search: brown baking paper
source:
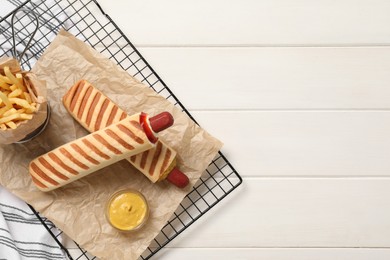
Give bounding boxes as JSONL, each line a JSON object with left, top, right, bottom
{"left": 0, "top": 30, "right": 222, "bottom": 260}
{"left": 0, "top": 57, "right": 47, "bottom": 144}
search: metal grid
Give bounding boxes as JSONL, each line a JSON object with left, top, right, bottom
{"left": 0, "top": 0, "right": 242, "bottom": 259}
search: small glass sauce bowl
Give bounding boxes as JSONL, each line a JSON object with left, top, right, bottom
{"left": 105, "top": 189, "right": 149, "bottom": 232}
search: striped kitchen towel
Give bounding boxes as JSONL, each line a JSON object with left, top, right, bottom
{"left": 0, "top": 186, "right": 66, "bottom": 260}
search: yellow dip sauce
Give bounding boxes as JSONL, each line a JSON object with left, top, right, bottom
{"left": 107, "top": 190, "right": 149, "bottom": 231}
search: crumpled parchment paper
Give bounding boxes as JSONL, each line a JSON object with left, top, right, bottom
{"left": 0, "top": 30, "right": 223, "bottom": 260}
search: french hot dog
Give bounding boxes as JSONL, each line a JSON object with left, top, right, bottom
{"left": 29, "top": 112, "right": 169, "bottom": 192}
{"left": 62, "top": 80, "right": 189, "bottom": 188}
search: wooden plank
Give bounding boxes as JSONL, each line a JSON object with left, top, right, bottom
{"left": 154, "top": 248, "right": 390, "bottom": 260}
{"left": 98, "top": 0, "right": 390, "bottom": 46}
{"left": 191, "top": 111, "right": 390, "bottom": 177}
{"left": 136, "top": 47, "right": 390, "bottom": 110}
{"left": 163, "top": 178, "right": 390, "bottom": 248}
{"left": 0, "top": 1, "right": 17, "bottom": 16}
{"left": 66, "top": 247, "right": 390, "bottom": 260}
{"left": 63, "top": 178, "right": 390, "bottom": 253}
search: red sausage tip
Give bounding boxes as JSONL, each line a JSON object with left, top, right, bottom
{"left": 166, "top": 167, "right": 189, "bottom": 188}
{"left": 149, "top": 112, "right": 174, "bottom": 133}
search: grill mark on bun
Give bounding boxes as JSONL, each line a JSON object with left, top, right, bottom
{"left": 94, "top": 98, "right": 110, "bottom": 131}
{"left": 59, "top": 148, "right": 89, "bottom": 170}
{"left": 69, "top": 80, "right": 85, "bottom": 112}
{"left": 30, "top": 162, "right": 59, "bottom": 186}
{"left": 82, "top": 139, "right": 111, "bottom": 160}
{"left": 77, "top": 85, "right": 93, "bottom": 119}
{"left": 70, "top": 143, "right": 100, "bottom": 165}
{"left": 149, "top": 141, "right": 162, "bottom": 176}
{"left": 38, "top": 157, "right": 69, "bottom": 181}
{"left": 130, "top": 155, "right": 136, "bottom": 163}
{"left": 130, "top": 120, "right": 143, "bottom": 131}
{"left": 48, "top": 152, "right": 78, "bottom": 175}
{"left": 104, "top": 129, "right": 134, "bottom": 150}
{"left": 86, "top": 92, "right": 102, "bottom": 127}
{"left": 140, "top": 150, "right": 149, "bottom": 170}
{"left": 30, "top": 174, "right": 47, "bottom": 189}
{"left": 117, "top": 123, "right": 144, "bottom": 144}
{"left": 65, "top": 80, "right": 83, "bottom": 107}
{"left": 106, "top": 105, "right": 118, "bottom": 126}
{"left": 93, "top": 133, "right": 122, "bottom": 155}
{"left": 120, "top": 111, "right": 127, "bottom": 120}
{"left": 161, "top": 147, "right": 172, "bottom": 177}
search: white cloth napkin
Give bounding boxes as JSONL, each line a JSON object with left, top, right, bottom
{"left": 0, "top": 0, "right": 16, "bottom": 16}
{"left": 0, "top": 187, "right": 66, "bottom": 260}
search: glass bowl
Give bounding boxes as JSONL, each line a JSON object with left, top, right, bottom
{"left": 105, "top": 189, "right": 149, "bottom": 232}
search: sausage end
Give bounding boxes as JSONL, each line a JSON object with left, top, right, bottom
{"left": 166, "top": 167, "right": 189, "bottom": 188}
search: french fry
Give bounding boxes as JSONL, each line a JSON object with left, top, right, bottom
{"left": 0, "top": 91, "right": 12, "bottom": 108}
{"left": 0, "top": 113, "right": 21, "bottom": 124}
{"left": 16, "top": 74, "right": 27, "bottom": 92}
{"left": 19, "top": 113, "right": 33, "bottom": 120}
{"left": 0, "top": 113, "right": 32, "bottom": 125}
{"left": 23, "top": 92, "right": 32, "bottom": 103}
{"left": 16, "top": 108, "right": 26, "bottom": 114}
{"left": 9, "top": 97, "right": 34, "bottom": 109}
{"left": 0, "top": 124, "right": 6, "bottom": 130}
{"left": 4, "top": 67, "right": 25, "bottom": 91}
{"left": 0, "top": 81, "right": 10, "bottom": 90}
{"left": 8, "top": 88, "right": 22, "bottom": 98}
{"left": 3, "top": 108, "right": 17, "bottom": 117}
{"left": 25, "top": 108, "right": 36, "bottom": 114}
{"left": 0, "top": 75, "right": 12, "bottom": 84}
{"left": 0, "top": 106, "right": 11, "bottom": 117}
{"left": 5, "top": 121, "right": 17, "bottom": 129}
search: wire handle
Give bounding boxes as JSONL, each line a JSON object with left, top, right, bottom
{"left": 11, "top": 7, "right": 39, "bottom": 63}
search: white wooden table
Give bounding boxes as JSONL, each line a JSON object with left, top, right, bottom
{"left": 4, "top": 1, "right": 390, "bottom": 259}
{"left": 88, "top": 1, "right": 390, "bottom": 259}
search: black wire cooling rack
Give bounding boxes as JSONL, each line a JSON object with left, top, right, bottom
{"left": 0, "top": 1, "right": 243, "bottom": 259}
